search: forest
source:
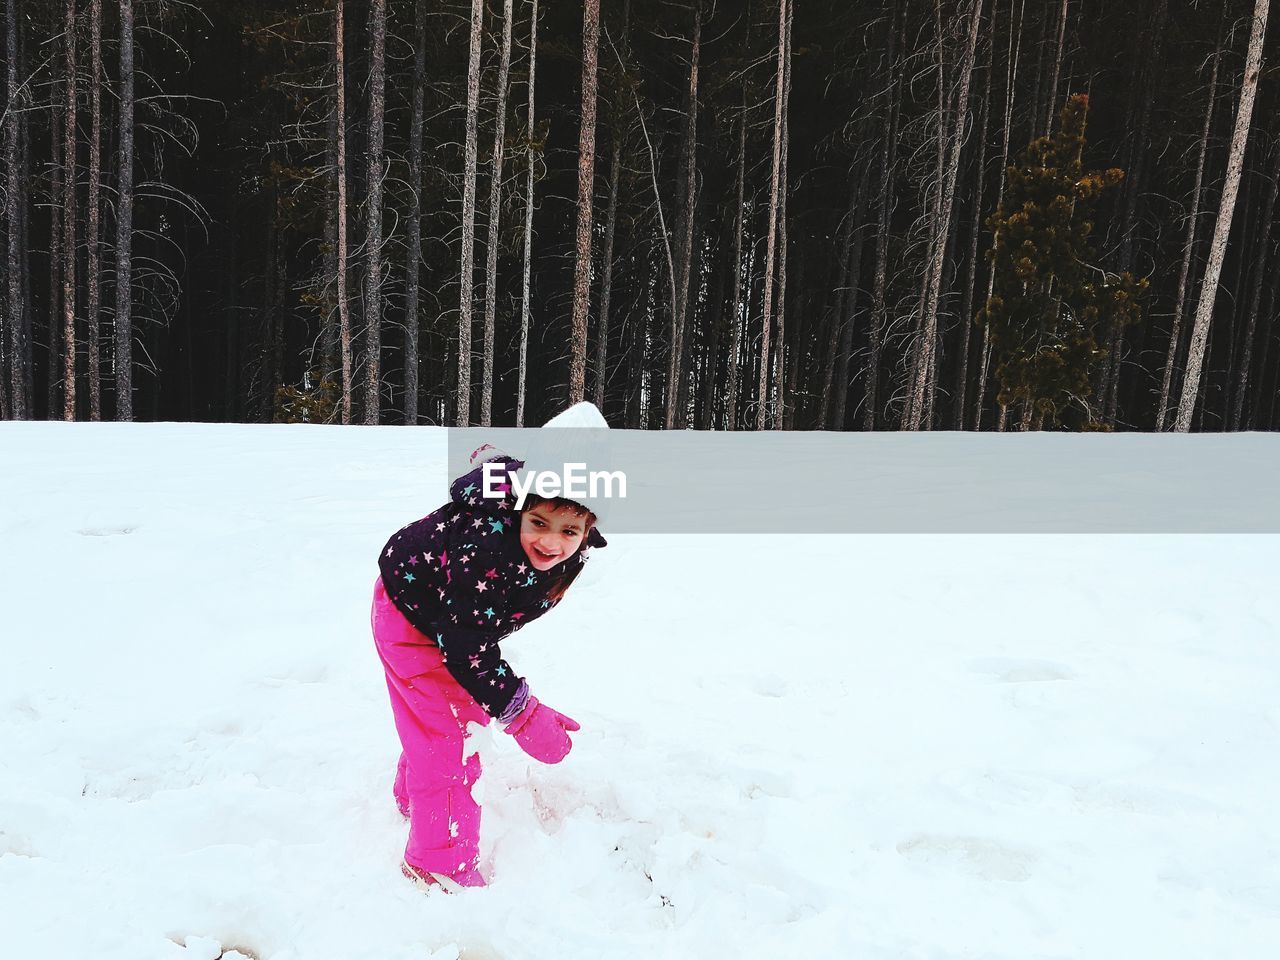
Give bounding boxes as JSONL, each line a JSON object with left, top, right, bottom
{"left": 1, "top": 0, "right": 1277, "bottom": 431}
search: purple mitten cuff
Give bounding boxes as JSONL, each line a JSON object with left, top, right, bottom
{"left": 497, "top": 680, "right": 531, "bottom": 726}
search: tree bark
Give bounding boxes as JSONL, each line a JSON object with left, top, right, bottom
{"left": 975, "top": 0, "right": 1024, "bottom": 430}
{"left": 955, "top": 45, "right": 991, "bottom": 429}
{"left": 114, "top": 0, "right": 134, "bottom": 421}
{"left": 1174, "top": 0, "right": 1269, "bottom": 432}
{"left": 480, "top": 0, "right": 514, "bottom": 426}
{"left": 756, "top": 0, "right": 790, "bottom": 430}
{"left": 865, "top": 0, "right": 904, "bottom": 431}
{"left": 724, "top": 93, "right": 748, "bottom": 431}
{"left": 905, "top": 0, "right": 984, "bottom": 431}
{"left": 698, "top": 212, "right": 730, "bottom": 429}
{"left": 263, "top": 176, "right": 282, "bottom": 420}
{"left": 335, "top": 0, "right": 352, "bottom": 424}
{"left": 456, "top": 0, "right": 484, "bottom": 425}
{"left": 1230, "top": 134, "right": 1280, "bottom": 430}
{"left": 403, "top": 0, "right": 426, "bottom": 424}
{"left": 773, "top": 0, "right": 792, "bottom": 431}
{"left": 62, "top": 0, "right": 78, "bottom": 420}
{"left": 4, "top": 0, "right": 27, "bottom": 419}
{"left": 567, "top": 0, "right": 600, "bottom": 406}
{"left": 363, "top": 0, "right": 386, "bottom": 425}
{"left": 592, "top": 113, "right": 623, "bottom": 414}
{"left": 86, "top": 0, "right": 102, "bottom": 420}
{"left": 516, "top": 0, "right": 538, "bottom": 426}
{"left": 666, "top": 1, "right": 701, "bottom": 429}
{"left": 821, "top": 183, "right": 857, "bottom": 429}
{"left": 829, "top": 169, "right": 871, "bottom": 432}
{"left": 1222, "top": 168, "right": 1254, "bottom": 423}
{"left": 1157, "top": 33, "right": 1219, "bottom": 431}
{"left": 1044, "top": 0, "right": 1068, "bottom": 134}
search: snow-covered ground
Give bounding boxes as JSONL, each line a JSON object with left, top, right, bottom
{"left": 2, "top": 423, "right": 1278, "bottom": 960}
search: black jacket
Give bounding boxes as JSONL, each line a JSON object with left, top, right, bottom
{"left": 378, "top": 457, "right": 592, "bottom": 723}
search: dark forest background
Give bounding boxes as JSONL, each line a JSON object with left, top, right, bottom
{"left": 2, "top": 0, "right": 1278, "bottom": 431}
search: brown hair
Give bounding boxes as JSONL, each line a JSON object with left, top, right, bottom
{"left": 521, "top": 495, "right": 598, "bottom": 603}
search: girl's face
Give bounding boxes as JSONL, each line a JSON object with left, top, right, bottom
{"left": 520, "top": 501, "right": 588, "bottom": 571}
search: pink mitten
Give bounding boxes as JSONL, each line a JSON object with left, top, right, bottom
{"left": 504, "top": 697, "right": 580, "bottom": 764}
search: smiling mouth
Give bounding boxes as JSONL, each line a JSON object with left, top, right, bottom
{"left": 532, "top": 545, "right": 560, "bottom": 562}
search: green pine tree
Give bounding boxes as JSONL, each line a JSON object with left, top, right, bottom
{"left": 978, "top": 94, "right": 1147, "bottom": 430}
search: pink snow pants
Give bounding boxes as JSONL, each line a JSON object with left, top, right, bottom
{"left": 370, "top": 578, "right": 489, "bottom": 881}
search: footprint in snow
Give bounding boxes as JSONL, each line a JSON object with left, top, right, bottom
{"left": 966, "top": 657, "right": 1075, "bottom": 683}
{"left": 895, "top": 832, "right": 1037, "bottom": 882}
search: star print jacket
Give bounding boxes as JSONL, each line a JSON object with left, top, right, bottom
{"left": 377, "top": 456, "right": 601, "bottom": 725}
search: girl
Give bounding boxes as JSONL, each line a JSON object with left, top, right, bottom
{"left": 371, "top": 444, "right": 606, "bottom": 892}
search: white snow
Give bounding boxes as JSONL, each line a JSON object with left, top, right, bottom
{"left": 2, "top": 422, "right": 1278, "bottom": 960}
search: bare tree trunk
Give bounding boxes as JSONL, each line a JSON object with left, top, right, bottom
{"left": 592, "top": 115, "right": 623, "bottom": 413}
{"left": 1174, "top": 0, "right": 1269, "bottom": 432}
{"left": 86, "top": 0, "right": 102, "bottom": 420}
{"left": 403, "top": 0, "right": 426, "bottom": 424}
{"left": 677, "top": 228, "right": 703, "bottom": 423}
{"left": 321, "top": 93, "right": 338, "bottom": 391}
{"left": 456, "top": 0, "right": 484, "bottom": 425}
{"left": 567, "top": 0, "right": 600, "bottom": 405}
{"left": 821, "top": 183, "right": 857, "bottom": 428}
{"left": 263, "top": 180, "right": 284, "bottom": 418}
{"left": 627, "top": 65, "right": 680, "bottom": 399}
{"left": 955, "top": 51, "right": 991, "bottom": 429}
{"left": 480, "top": 0, "right": 514, "bottom": 426}
{"left": 335, "top": 0, "right": 352, "bottom": 424}
{"left": 1230, "top": 135, "right": 1280, "bottom": 430}
{"left": 756, "top": 0, "right": 790, "bottom": 430}
{"left": 783, "top": 246, "right": 806, "bottom": 430}
{"left": 1223, "top": 170, "right": 1254, "bottom": 422}
{"left": 698, "top": 212, "right": 730, "bottom": 429}
{"left": 592, "top": 0, "right": 629, "bottom": 417}
{"left": 48, "top": 102, "right": 64, "bottom": 419}
{"left": 4, "top": 0, "right": 27, "bottom": 419}
{"left": 831, "top": 175, "right": 870, "bottom": 431}
{"left": 18, "top": 58, "right": 31, "bottom": 409}
{"left": 516, "top": 0, "right": 538, "bottom": 426}
{"left": 1044, "top": 0, "right": 1068, "bottom": 134}
{"left": 114, "top": 0, "right": 134, "bottom": 421}
{"left": 975, "top": 0, "right": 1024, "bottom": 430}
{"left": 924, "top": 208, "right": 961, "bottom": 429}
{"left": 905, "top": 0, "right": 984, "bottom": 431}
{"left": 665, "top": 1, "right": 701, "bottom": 429}
{"left": 62, "top": 0, "right": 78, "bottom": 420}
{"left": 1157, "top": 33, "right": 1220, "bottom": 431}
{"left": 363, "top": 0, "right": 386, "bottom": 425}
{"left": 865, "top": 0, "right": 904, "bottom": 431}
{"left": 905, "top": 0, "right": 948, "bottom": 431}
{"left": 772, "top": 0, "right": 792, "bottom": 431}
{"left": 724, "top": 94, "right": 747, "bottom": 431}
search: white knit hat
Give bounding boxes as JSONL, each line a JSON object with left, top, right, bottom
{"left": 515, "top": 402, "right": 616, "bottom": 529}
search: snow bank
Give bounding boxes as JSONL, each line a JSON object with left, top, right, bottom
{"left": 2, "top": 423, "right": 1277, "bottom": 959}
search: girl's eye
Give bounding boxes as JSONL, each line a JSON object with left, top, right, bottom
{"left": 562, "top": 529, "right": 580, "bottom": 538}
{"left": 530, "top": 518, "right": 545, "bottom": 528}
